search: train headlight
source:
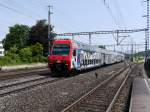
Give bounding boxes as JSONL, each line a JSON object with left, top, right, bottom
{"left": 65, "top": 63, "right": 68, "bottom": 65}
{"left": 56, "top": 60, "right": 61, "bottom": 63}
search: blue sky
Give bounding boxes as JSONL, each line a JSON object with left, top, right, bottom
{"left": 0, "top": 0, "right": 148, "bottom": 53}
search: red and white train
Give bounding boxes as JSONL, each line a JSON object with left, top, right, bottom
{"left": 48, "top": 39, "right": 124, "bottom": 75}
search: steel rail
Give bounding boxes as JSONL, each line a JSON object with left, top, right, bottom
{"left": 0, "top": 77, "right": 60, "bottom": 97}
{"left": 106, "top": 66, "right": 133, "bottom": 112}
{"left": 0, "top": 68, "right": 50, "bottom": 80}
{"left": 0, "top": 63, "right": 126, "bottom": 98}
{"left": 0, "top": 76, "right": 51, "bottom": 89}
{"left": 61, "top": 67, "right": 128, "bottom": 112}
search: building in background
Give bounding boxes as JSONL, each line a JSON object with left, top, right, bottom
{"left": 0, "top": 41, "right": 4, "bottom": 56}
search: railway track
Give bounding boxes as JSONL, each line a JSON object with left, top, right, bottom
{"left": 61, "top": 66, "right": 131, "bottom": 112}
{"left": 0, "top": 67, "right": 50, "bottom": 80}
{"left": 0, "top": 67, "right": 65, "bottom": 97}
{"left": 0, "top": 62, "right": 130, "bottom": 112}
{"left": 0, "top": 75, "right": 61, "bottom": 97}
{"left": 0, "top": 63, "right": 126, "bottom": 98}
{"left": 106, "top": 66, "right": 133, "bottom": 112}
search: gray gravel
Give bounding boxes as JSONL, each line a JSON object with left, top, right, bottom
{"left": 0, "top": 68, "right": 50, "bottom": 80}
{"left": 0, "top": 75, "right": 46, "bottom": 87}
{"left": 0, "top": 63, "right": 126, "bottom": 112}
{"left": 111, "top": 64, "right": 144, "bottom": 112}
{"left": 0, "top": 77, "right": 58, "bottom": 97}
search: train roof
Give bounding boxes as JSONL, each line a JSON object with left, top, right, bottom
{"left": 54, "top": 38, "right": 124, "bottom": 56}
{"left": 74, "top": 40, "right": 123, "bottom": 55}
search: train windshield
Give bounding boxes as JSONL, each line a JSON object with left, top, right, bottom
{"left": 52, "top": 44, "right": 70, "bottom": 56}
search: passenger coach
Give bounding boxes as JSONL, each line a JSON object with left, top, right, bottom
{"left": 48, "top": 39, "right": 124, "bottom": 75}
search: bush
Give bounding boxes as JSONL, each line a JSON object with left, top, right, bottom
{"left": 0, "top": 46, "right": 22, "bottom": 65}
{"left": 31, "top": 43, "right": 43, "bottom": 56}
{"left": 31, "top": 56, "right": 47, "bottom": 63}
{"left": 5, "top": 46, "right": 18, "bottom": 59}
{"left": 32, "top": 56, "right": 40, "bottom": 62}
{"left": 39, "top": 56, "right": 47, "bottom": 62}
{"left": 0, "top": 43, "right": 47, "bottom": 66}
{"left": 19, "top": 47, "right": 32, "bottom": 63}
{"left": 0, "top": 56, "right": 12, "bottom": 65}
{"left": 0, "top": 56, "right": 22, "bottom": 65}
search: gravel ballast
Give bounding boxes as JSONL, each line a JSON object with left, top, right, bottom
{"left": 0, "top": 63, "right": 126, "bottom": 112}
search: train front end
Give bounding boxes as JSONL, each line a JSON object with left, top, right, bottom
{"left": 48, "top": 39, "right": 73, "bottom": 75}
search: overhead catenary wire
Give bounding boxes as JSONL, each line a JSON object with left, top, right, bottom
{"left": 33, "top": 0, "right": 81, "bottom": 38}
{"left": 112, "top": 0, "right": 129, "bottom": 45}
{"left": 101, "top": 0, "right": 122, "bottom": 29}
{"left": 8, "top": 0, "right": 43, "bottom": 19}
{"left": 34, "top": 0, "right": 52, "bottom": 12}
{"left": 101, "top": 0, "right": 131, "bottom": 45}
{"left": 113, "top": 0, "right": 127, "bottom": 29}
{"left": 0, "top": 2, "right": 37, "bottom": 20}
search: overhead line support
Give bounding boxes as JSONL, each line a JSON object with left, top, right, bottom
{"left": 57, "top": 28, "right": 147, "bottom": 36}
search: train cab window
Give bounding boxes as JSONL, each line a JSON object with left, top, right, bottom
{"left": 52, "top": 44, "right": 70, "bottom": 56}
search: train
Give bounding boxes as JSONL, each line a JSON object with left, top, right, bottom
{"left": 48, "top": 39, "right": 124, "bottom": 75}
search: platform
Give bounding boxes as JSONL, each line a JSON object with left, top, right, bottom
{"left": 130, "top": 78, "right": 150, "bottom": 112}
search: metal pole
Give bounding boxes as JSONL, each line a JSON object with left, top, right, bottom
{"left": 114, "top": 45, "right": 116, "bottom": 52}
{"left": 48, "top": 5, "right": 53, "bottom": 55}
{"left": 89, "top": 34, "right": 92, "bottom": 45}
{"left": 131, "top": 44, "right": 134, "bottom": 62}
{"left": 48, "top": 5, "right": 50, "bottom": 55}
{"left": 145, "top": 31, "right": 147, "bottom": 58}
{"left": 145, "top": 0, "right": 149, "bottom": 58}
{"left": 147, "top": 0, "right": 149, "bottom": 56}
{"left": 116, "top": 30, "right": 119, "bottom": 45}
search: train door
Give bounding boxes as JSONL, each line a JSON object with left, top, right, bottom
{"left": 80, "top": 50, "right": 84, "bottom": 69}
{"left": 72, "top": 49, "right": 77, "bottom": 69}
{"left": 102, "top": 53, "right": 105, "bottom": 65}
{"left": 77, "top": 49, "right": 81, "bottom": 70}
{"left": 99, "top": 53, "right": 102, "bottom": 65}
{"left": 108, "top": 54, "right": 111, "bottom": 64}
{"left": 105, "top": 54, "right": 109, "bottom": 64}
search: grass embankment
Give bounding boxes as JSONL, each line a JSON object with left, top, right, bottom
{"left": 0, "top": 56, "right": 47, "bottom": 66}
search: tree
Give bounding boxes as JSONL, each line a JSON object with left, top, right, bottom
{"left": 29, "top": 19, "right": 56, "bottom": 56}
{"left": 2, "top": 24, "right": 30, "bottom": 51}
{"left": 29, "top": 20, "right": 48, "bottom": 55}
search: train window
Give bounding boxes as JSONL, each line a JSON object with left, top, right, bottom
{"left": 85, "top": 59, "right": 87, "bottom": 65}
{"left": 52, "top": 44, "right": 70, "bottom": 56}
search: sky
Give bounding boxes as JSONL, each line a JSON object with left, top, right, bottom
{"left": 0, "top": 0, "right": 148, "bottom": 53}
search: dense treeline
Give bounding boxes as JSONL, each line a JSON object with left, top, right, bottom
{"left": 1, "top": 20, "right": 56, "bottom": 65}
